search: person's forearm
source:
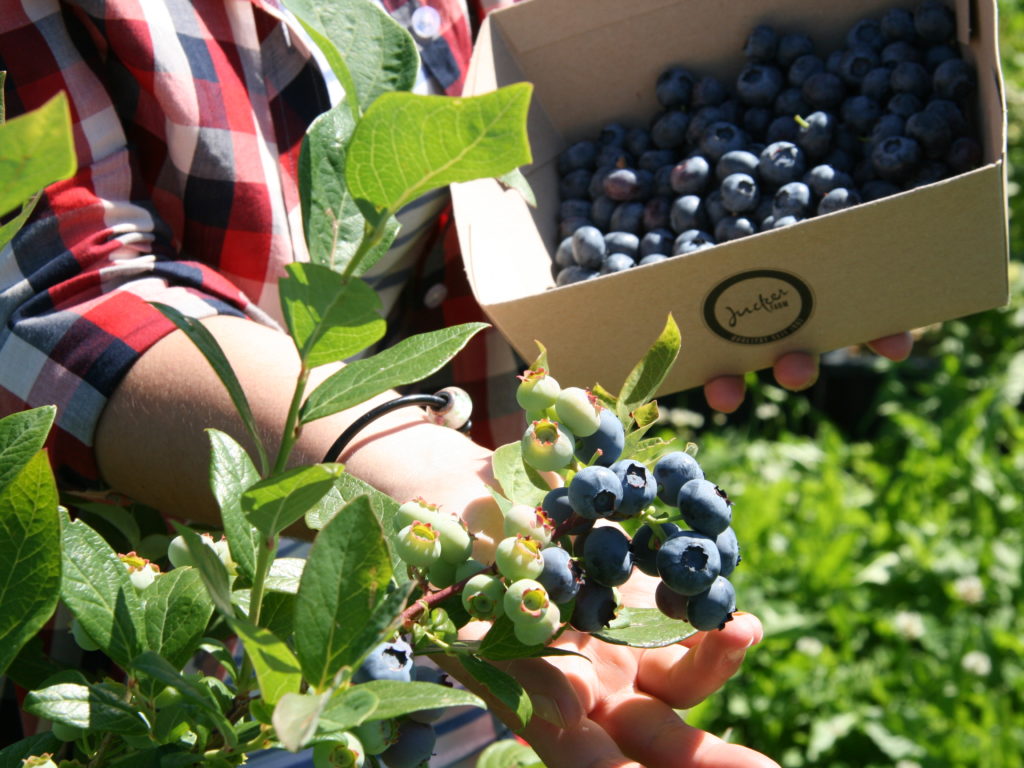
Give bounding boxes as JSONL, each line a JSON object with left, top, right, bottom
{"left": 94, "top": 315, "right": 503, "bottom": 550}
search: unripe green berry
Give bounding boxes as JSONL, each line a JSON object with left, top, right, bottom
{"left": 395, "top": 498, "right": 443, "bottom": 530}
{"left": 395, "top": 522, "right": 443, "bottom": 569}
{"left": 461, "top": 573, "right": 505, "bottom": 620}
{"left": 455, "top": 558, "right": 487, "bottom": 582}
{"left": 516, "top": 368, "right": 561, "bottom": 412}
{"left": 431, "top": 513, "right": 474, "bottom": 565}
{"left": 494, "top": 535, "right": 545, "bottom": 581}
{"left": 555, "top": 387, "right": 602, "bottom": 438}
{"left": 513, "top": 601, "right": 562, "bottom": 646}
{"left": 313, "top": 732, "right": 365, "bottom": 768}
{"left": 353, "top": 719, "right": 399, "bottom": 755}
{"left": 502, "top": 578, "right": 550, "bottom": 623}
{"left": 521, "top": 418, "right": 575, "bottom": 472}
{"left": 51, "top": 721, "right": 83, "bottom": 742}
{"left": 427, "top": 558, "right": 457, "bottom": 589}
{"left": 70, "top": 617, "right": 100, "bottom": 652}
{"left": 120, "top": 552, "right": 160, "bottom": 590}
{"left": 503, "top": 504, "right": 555, "bottom": 546}
{"left": 166, "top": 534, "right": 194, "bottom": 569}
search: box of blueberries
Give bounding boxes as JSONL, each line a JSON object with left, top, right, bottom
{"left": 451, "top": 0, "right": 1008, "bottom": 395}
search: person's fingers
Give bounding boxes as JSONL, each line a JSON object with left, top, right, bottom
{"left": 865, "top": 331, "right": 914, "bottom": 361}
{"left": 772, "top": 350, "right": 819, "bottom": 391}
{"left": 703, "top": 375, "right": 746, "bottom": 413}
{"left": 593, "top": 689, "right": 780, "bottom": 768}
{"left": 636, "top": 612, "right": 764, "bottom": 710}
{"left": 518, "top": 714, "right": 646, "bottom": 768}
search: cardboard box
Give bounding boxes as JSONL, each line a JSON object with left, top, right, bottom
{"left": 451, "top": 0, "right": 1008, "bottom": 396}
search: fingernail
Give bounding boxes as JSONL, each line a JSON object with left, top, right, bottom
{"left": 531, "top": 694, "right": 567, "bottom": 729}
{"left": 724, "top": 638, "right": 755, "bottom": 665}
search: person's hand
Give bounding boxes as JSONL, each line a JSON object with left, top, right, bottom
{"left": 439, "top": 575, "right": 779, "bottom": 768}
{"left": 703, "top": 331, "right": 915, "bottom": 413}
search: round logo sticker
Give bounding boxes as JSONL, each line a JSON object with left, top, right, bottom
{"left": 703, "top": 270, "right": 813, "bottom": 344}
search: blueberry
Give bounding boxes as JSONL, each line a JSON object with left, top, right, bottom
{"left": 639, "top": 254, "right": 669, "bottom": 266}
{"left": 542, "top": 486, "right": 590, "bottom": 536}
{"left": 744, "top": 24, "right": 778, "bottom": 63}
{"left": 846, "top": 18, "right": 884, "bottom": 50}
{"left": 571, "top": 225, "right": 606, "bottom": 269}
{"left": 677, "top": 479, "right": 732, "bottom": 537}
{"left": 581, "top": 526, "right": 633, "bottom": 587}
{"left": 720, "top": 172, "right": 760, "bottom": 214}
{"left": 692, "top": 75, "right": 728, "bottom": 108}
{"left": 640, "top": 228, "right": 675, "bottom": 257}
{"left": 861, "top": 179, "right": 902, "bottom": 201}
{"left": 559, "top": 169, "right": 591, "bottom": 199}
{"left": 610, "top": 459, "right": 657, "bottom": 519}
{"left": 737, "top": 64, "right": 785, "bottom": 108}
{"left": 925, "top": 98, "right": 968, "bottom": 136}
{"left": 715, "top": 527, "right": 741, "bottom": 578}
{"left": 796, "top": 110, "right": 835, "bottom": 160}
{"left": 909, "top": 159, "right": 950, "bottom": 187}
{"left": 925, "top": 43, "right": 959, "bottom": 71}
{"left": 559, "top": 217, "right": 590, "bottom": 240}
{"left": 638, "top": 149, "right": 676, "bottom": 173}
{"left": 686, "top": 575, "right": 737, "bottom": 631}
{"left": 704, "top": 189, "right": 729, "bottom": 225}
{"left": 596, "top": 144, "right": 632, "bottom": 169}
{"left": 630, "top": 522, "right": 683, "bottom": 576}
{"left": 743, "top": 106, "right": 773, "bottom": 139}
{"left": 600, "top": 253, "right": 635, "bottom": 274}
{"left": 906, "top": 109, "right": 952, "bottom": 158}
{"left": 838, "top": 46, "right": 880, "bottom": 87}
{"left": 380, "top": 720, "right": 436, "bottom": 768}
{"left": 760, "top": 141, "right": 807, "bottom": 187}
{"left": 569, "top": 580, "right": 620, "bottom": 632}
{"left": 656, "top": 66, "right": 696, "bottom": 108}
{"left": 881, "top": 40, "right": 923, "bottom": 68}
{"left": 890, "top": 61, "right": 931, "bottom": 100}
{"left": 353, "top": 639, "right": 414, "bottom": 683}
{"left": 670, "top": 155, "right": 712, "bottom": 195}
{"left": 860, "top": 67, "right": 893, "bottom": 102}
{"left": 825, "top": 49, "right": 844, "bottom": 75}
{"left": 408, "top": 665, "right": 453, "bottom": 723}
{"left": 643, "top": 196, "right": 672, "bottom": 231}
{"left": 817, "top": 186, "right": 862, "bottom": 215}
{"left": 554, "top": 236, "right": 575, "bottom": 269}
{"left": 603, "top": 168, "right": 644, "bottom": 201}
{"left": 714, "top": 215, "right": 757, "bottom": 242}
{"left": 537, "top": 546, "right": 582, "bottom": 604}
{"left": 716, "top": 99, "right": 744, "bottom": 126}
{"left": 766, "top": 114, "right": 800, "bottom": 144}
{"left": 560, "top": 198, "right": 592, "bottom": 221}
{"left": 871, "top": 135, "right": 922, "bottom": 181}
{"left": 599, "top": 122, "right": 628, "bottom": 146}
{"left": 840, "top": 95, "right": 881, "bottom": 134}
{"left": 590, "top": 195, "right": 616, "bottom": 230}
{"left": 932, "top": 58, "right": 975, "bottom": 102}
{"left": 558, "top": 140, "right": 598, "bottom": 174}
{"left": 946, "top": 135, "right": 981, "bottom": 174}
{"left": 651, "top": 110, "right": 690, "bottom": 149}
{"left": 669, "top": 194, "right": 707, "bottom": 233}
{"left": 887, "top": 91, "right": 923, "bottom": 119}
{"left": 700, "top": 121, "right": 749, "bottom": 162}
{"left": 772, "top": 181, "right": 812, "bottom": 218}
{"left": 777, "top": 32, "right": 814, "bottom": 68}
{"left": 869, "top": 113, "right": 906, "bottom": 148}
{"left": 654, "top": 580, "right": 690, "bottom": 620}
{"left": 574, "top": 408, "right": 626, "bottom": 466}
{"left": 788, "top": 54, "right": 825, "bottom": 88}
{"left": 716, "top": 150, "right": 761, "bottom": 181}
{"left": 568, "top": 465, "right": 622, "bottom": 519}
{"left": 604, "top": 231, "right": 640, "bottom": 259}
{"left": 804, "top": 163, "right": 853, "bottom": 197}
{"left": 555, "top": 266, "right": 598, "bottom": 287}
{"left": 609, "top": 202, "right": 645, "bottom": 234}
{"left": 589, "top": 166, "right": 614, "bottom": 199}
{"left": 625, "top": 127, "right": 652, "bottom": 158}
{"left": 822, "top": 146, "right": 855, "bottom": 173}
{"left": 656, "top": 531, "right": 721, "bottom": 596}
{"left": 881, "top": 7, "right": 917, "bottom": 43}
{"left": 673, "top": 229, "right": 717, "bottom": 255}
{"left": 914, "top": 0, "right": 955, "bottom": 44}
{"left": 653, "top": 164, "right": 676, "bottom": 197}
{"left": 771, "top": 214, "right": 802, "bottom": 228}
{"left": 802, "top": 71, "right": 845, "bottom": 110}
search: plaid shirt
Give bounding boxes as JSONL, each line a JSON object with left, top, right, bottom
{"left": 0, "top": 0, "right": 522, "bottom": 490}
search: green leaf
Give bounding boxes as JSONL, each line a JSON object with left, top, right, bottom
{"left": 207, "top": 429, "right": 261, "bottom": 584}
{"left": 23, "top": 682, "right": 149, "bottom": 734}
{"left": 477, "top": 616, "right": 583, "bottom": 661}
{"left": 0, "top": 91, "right": 75, "bottom": 217}
{"left": 266, "top": 557, "right": 306, "bottom": 594}
{"left": 314, "top": 687, "right": 379, "bottom": 734}
{"left": 347, "top": 85, "right": 533, "bottom": 215}
{"left": 153, "top": 303, "right": 269, "bottom": 474}
{"left": 0, "top": 192, "right": 42, "bottom": 255}
{"left": 497, "top": 167, "right": 537, "bottom": 207}
{"left": 616, "top": 315, "right": 681, "bottom": 427}
{"left": 242, "top": 464, "right": 341, "bottom": 538}
{"left": 294, "top": 496, "right": 393, "bottom": 690}
{"left": 0, "top": 733, "right": 61, "bottom": 768}
{"left": 298, "top": 101, "right": 401, "bottom": 278}
{"left": 228, "top": 618, "right": 302, "bottom": 706}
{"left": 284, "top": 0, "right": 418, "bottom": 113}
{"left": 142, "top": 568, "right": 215, "bottom": 670}
{"left": 0, "top": 450, "right": 60, "bottom": 677}
{"left": 459, "top": 655, "right": 532, "bottom": 729}
{"left": 0, "top": 405, "right": 56, "bottom": 495}
{"left": 491, "top": 443, "right": 548, "bottom": 507}
{"left": 528, "top": 341, "right": 549, "bottom": 373}
{"left": 60, "top": 516, "right": 145, "bottom": 668}
{"left": 279, "top": 263, "right": 385, "bottom": 365}
{"left": 301, "top": 323, "right": 489, "bottom": 423}
{"left": 169, "top": 524, "right": 235, "bottom": 619}
{"left": 591, "top": 607, "right": 696, "bottom": 648}
{"left": 273, "top": 691, "right": 331, "bottom": 752}
{"left": 476, "top": 739, "right": 545, "bottom": 768}
{"left": 341, "top": 680, "right": 485, "bottom": 721}
{"left": 260, "top": 591, "right": 298, "bottom": 642}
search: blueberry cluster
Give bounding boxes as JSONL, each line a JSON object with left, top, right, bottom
{"left": 553, "top": 0, "right": 981, "bottom": 285}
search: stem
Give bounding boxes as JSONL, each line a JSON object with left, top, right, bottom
{"left": 401, "top": 565, "right": 497, "bottom": 628}
{"left": 274, "top": 365, "right": 311, "bottom": 476}
{"left": 339, "top": 212, "right": 395, "bottom": 283}
{"left": 248, "top": 535, "right": 277, "bottom": 629}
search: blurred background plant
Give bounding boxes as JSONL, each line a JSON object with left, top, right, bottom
{"left": 655, "top": 2, "right": 1024, "bottom": 765}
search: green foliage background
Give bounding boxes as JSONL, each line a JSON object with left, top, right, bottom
{"left": 658, "top": 3, "right": 1024, "bottom": 765}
